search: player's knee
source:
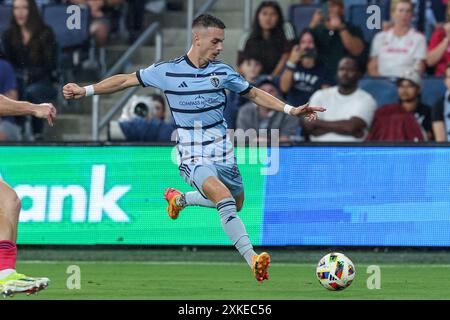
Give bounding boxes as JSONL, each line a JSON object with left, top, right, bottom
{"left": 14, "top": 195, "right": 21, "bottom": 215}
{"left": 9, "top": 192, "right": 21, "bottom": 217}
{"left": 0, "top": 190, "right": 21, "bottom": 217}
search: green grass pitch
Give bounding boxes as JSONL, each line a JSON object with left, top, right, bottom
{"left": 5, "top": 248, "right": 450, "bottom": 300}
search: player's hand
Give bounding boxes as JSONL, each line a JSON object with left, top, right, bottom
{"left": 290, "top": 102, "right": 326, "bottom": 121}
{"left": 63, "top": 83, "right": 86, "bottom": 100}
{"left": 33, "top": 103, "right": 57, "bottom": 127}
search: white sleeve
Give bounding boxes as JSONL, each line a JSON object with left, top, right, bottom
{"left": 309, "top": 90, "right": 324, "bottom": 118}
{"left": 352, "top": 93, "right": 377, "bottom": 127}
{"left": 370, "top": 32, "right": 382, "bottom": 58}
{"left": 414, "top": 34, "right": 427, "bottom": 60}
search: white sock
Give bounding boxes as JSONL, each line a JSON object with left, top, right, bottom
{"left": 217, "top": 198, "right": 256, "bottom": 267}
{"left": 0, "top": 269, "right": 15, "bottom": 280}
{"left": 184, "top": 191, "right": 215, "bottom": 208}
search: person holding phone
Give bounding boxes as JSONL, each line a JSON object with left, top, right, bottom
{"left": 309, "top": 0, "right": 365, "bottom": 76}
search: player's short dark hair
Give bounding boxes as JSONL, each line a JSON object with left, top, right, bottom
{"left": 192, "top": 14, "right": 226, "bottom": 29}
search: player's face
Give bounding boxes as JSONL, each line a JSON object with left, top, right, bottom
{"left": 13, "top": 0, "right": 29, "bottom": 27}
{"left": 398, "top": 80, "right": 420, "bottom": 101}
{"left": 199, "top": 27, "right": 225, "bottom": 61}
{"left": 392, "top": 3, "right": 413, "bottom": 27}
{"left": 258, "top": 6, "right": 279, "bottom": 31}
{"left": 337, "top": 58, "right": 359, "bottom": 88}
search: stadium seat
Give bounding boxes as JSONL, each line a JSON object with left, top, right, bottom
{"left": 0, "top": 5, "right": 12, "bottom": 36}
{"left": 421, "top": 77, "right": 446, "bottom": 107}
{"left": 359, "top": 76, "right": 446, "bottom": 109}
{"left": 42, "top": 4, "right": 91, "bottom": 106}
{"left": 42, "top": 4, "right": 90, "bottom": 50}
{"left": 348, "top": 3, "right": 389, "bottom": 43}
{"left": 288, "top": 4, "right": 320, "bottom": 36}
{"left": 343, "top": 0, "right": 367, "bottom": 21}
{"left": 359, "top": 77, "right": 398, "bottom": 107}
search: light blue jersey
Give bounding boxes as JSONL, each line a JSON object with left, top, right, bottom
{"left": 137, "top": 55, "right": 252, "bottom": 165}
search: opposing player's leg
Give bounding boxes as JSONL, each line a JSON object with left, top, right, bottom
{"left": 0, "top": 180, "right": 49, "bottom": 297}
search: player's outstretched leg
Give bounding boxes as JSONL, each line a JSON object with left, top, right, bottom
{"left": 252, "top": 252, "right": 271, "bottom": 283}
{"left": 202, "top": 175, "right": 270, "bottom": 283}
{"left": 164, "top": 188, "right": 215, "bottom": 219}
{"left": 215, "top": 196, "right": 270, "bottom": 283}
{"left": 0, "top": 181, "right": 49, "bottom": 298}
{"left": 164, "top": 188, "right": 185, "bottom": 219}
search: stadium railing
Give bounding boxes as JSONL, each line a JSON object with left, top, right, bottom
{"left": 92, "top": 0, "right": 219, "bottom": 141}
{"left": 92, "top": 21, "right": 163, "bottom": 141}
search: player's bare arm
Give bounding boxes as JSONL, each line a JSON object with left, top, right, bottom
{"left": 63, "top": 72, "right": 140, "bottom": 99}
{"left": 243, "top": 87, "right": 326, "bottom": 121}
{"left": 0, "top": 95, "right": 57, "bottom": 126}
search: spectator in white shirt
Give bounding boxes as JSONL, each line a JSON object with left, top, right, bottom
{"left": 304, "top": 56, "right": 377, "bottom": 142}
{"left": 367, "top": 0, "right": 426, "bottom": 77}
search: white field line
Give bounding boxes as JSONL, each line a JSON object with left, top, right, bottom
{"left": 17, "top": 261, "right": 450, "bottom": 268}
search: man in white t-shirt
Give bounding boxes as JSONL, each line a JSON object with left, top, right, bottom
{"left": 368, "top": 0, "right": 426, "bottom": 78}
{"left": 304, "top": 57, "right": 377, "bottom": 142}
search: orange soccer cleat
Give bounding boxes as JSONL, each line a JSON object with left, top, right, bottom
{"left": 252, "top": 252, "right": 271, "bottom": 283}
{"left": 163, "top": 188, "right": 185, "bottom": 219}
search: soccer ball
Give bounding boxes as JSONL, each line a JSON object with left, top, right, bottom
{"left": 316, "top": 252, "right": 355, "bottom": 291}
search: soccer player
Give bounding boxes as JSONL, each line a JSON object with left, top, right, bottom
{"left": 63, "top": 14, "right": 325, "bottom": 283}
{"left": 0, "top": 95, "right": 56, "bottom": 297}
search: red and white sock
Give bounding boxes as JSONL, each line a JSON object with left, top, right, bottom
{"left": 0, "top": 240, "right": 17, "bottom": 279}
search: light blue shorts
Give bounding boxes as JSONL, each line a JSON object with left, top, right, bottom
{"left": 179, "top": 158, "right": 244, "bottom": 199}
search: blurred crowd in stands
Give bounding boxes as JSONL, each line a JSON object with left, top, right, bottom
{"left": 232, "top": 0, "right": 450, "bottom": 144}
{"left": 1, "top": 0, "right": 450, "bottom": 144}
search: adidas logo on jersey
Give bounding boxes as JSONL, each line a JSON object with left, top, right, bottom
{"left": 178, "top": 81, "right": 188, "bottom": 88}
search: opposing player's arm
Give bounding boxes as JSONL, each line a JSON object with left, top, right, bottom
{"left": 63, "top": 72, "right": 140, "bottom": 100}
{"left": 243, "top": 87, "right": 326, "bottom": 121}
{"left": 0, "top": 95, "right": 57, "bottom": 126}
